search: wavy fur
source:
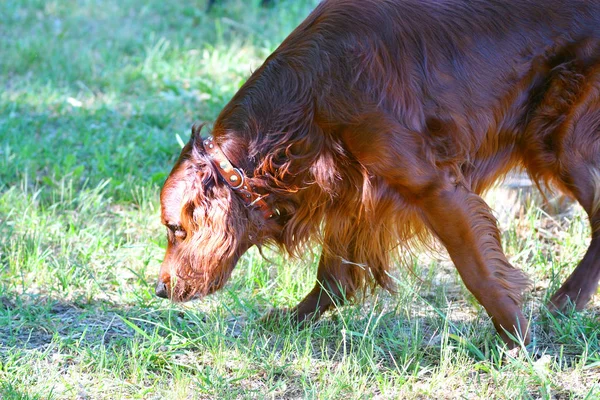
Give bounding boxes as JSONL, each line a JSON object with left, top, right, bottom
{"left": 159, "top": 0, "right": 600, "bottom": 346}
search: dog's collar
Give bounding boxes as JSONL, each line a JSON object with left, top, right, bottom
{"left": 203, "top": 136, "right": 275, "bottom": 219}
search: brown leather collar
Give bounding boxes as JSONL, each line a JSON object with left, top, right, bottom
{"left": 203, "top": 136, "right": 275, "bottom": 219}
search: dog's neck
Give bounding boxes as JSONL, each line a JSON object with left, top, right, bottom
{"left": 202, "top": 134, "right": 276, "bottom": 220}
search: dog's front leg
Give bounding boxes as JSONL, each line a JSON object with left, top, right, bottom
{"left": 342, "top": 116, "right": 530, "bottom": 347}
{"left": 291, "top": 242, "right": 363, "bottom": 323}
{"left": 264, "top": 235, "right": 363, "bottom": 325}
{"left": 417, "top": 180, "right": 531, "bottom": 347}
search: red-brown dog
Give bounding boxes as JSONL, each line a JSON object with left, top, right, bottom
{"left": 157, "top": 0, "right": 600, "bottom": 347}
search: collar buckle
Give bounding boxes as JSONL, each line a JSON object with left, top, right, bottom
{"left": 203, "top": 135, "right": 275, "bottom": 220}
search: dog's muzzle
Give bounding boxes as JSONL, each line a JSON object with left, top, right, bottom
{"left": 155, "top": 280, "right": 169, "bottom": 299}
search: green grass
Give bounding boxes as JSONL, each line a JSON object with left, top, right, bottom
{"left": 0, "top": 0, "right": 599, "bottom": 398}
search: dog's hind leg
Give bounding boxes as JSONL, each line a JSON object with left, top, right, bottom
{"left": 522, "top": 66, "right": 600, "bottom": 312}
{"left": 545, "top": 107, "right": 600, "bottom": 312}
{"left": 548, "top": 166, "right": 600, "bottom": 312}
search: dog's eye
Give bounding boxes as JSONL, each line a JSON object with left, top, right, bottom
{"left": 167, "top": 224, "right": 187, "bottom": 240}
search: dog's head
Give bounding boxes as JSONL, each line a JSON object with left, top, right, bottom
{"left": 155, "top": 125, "right": 280, "bottom": 302}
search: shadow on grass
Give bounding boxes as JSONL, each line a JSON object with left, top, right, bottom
{"left": 0, "top": 293, "right": 146, "bottom": 351}
{"left": 1, "top": 286, "right": 598, "bottom": 389}
{"left": 0, "top": 288, "right": 488, "bottom": 359}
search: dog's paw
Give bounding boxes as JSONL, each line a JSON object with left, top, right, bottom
{"left": 547, "top": 288, "right": 590, "bottom": 314}
{"left": 260, "top": 307, "right": 290, "bottom": 322}
{"left": 259, "top": 307, "right": 318, "bottom": 328}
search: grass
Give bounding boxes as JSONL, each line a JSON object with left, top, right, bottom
{"left": 0, "top": 0, "right": 598, "bottom": 398}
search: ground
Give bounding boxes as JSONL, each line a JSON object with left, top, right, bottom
{"left": 0, "top": 0, "right": 598, "bottom": 398}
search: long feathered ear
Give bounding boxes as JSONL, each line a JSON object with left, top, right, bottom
{"left": 190, "top": 122, "right": 206, "bottom": 153}
{"left": 191, "top": 122, "right": 206, "bottom": 143}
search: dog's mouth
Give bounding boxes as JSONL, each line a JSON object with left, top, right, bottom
{"left": 156, "top": 251, "right": 246, "bottom": 302}
{"left": 154, "top": 277, "right": 226, "bottom": 302}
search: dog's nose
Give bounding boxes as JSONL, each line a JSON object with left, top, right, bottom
{"left": 155, "top": 280, "right": 169, "bottom": 299}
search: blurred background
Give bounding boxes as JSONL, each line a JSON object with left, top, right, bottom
{"left": 1, "top": 0, "right": 319, "bottom": 198}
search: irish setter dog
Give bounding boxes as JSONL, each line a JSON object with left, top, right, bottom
{"left": 157, "top": 0, "right": 600, "bottom": 347}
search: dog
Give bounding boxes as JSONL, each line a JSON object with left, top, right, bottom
{"left": 157, "top": 0, "right": 600, "bottom": 347}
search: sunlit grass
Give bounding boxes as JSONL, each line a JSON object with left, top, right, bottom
{"left": 0, "top": 0, "right": 598, "bottom": 398}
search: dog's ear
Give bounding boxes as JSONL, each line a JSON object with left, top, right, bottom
{"left": 190, "top": 122, "right": 206, "bottom": 152}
